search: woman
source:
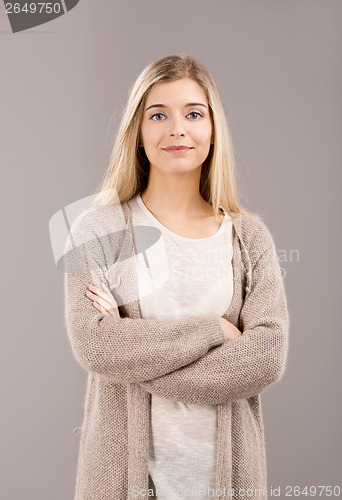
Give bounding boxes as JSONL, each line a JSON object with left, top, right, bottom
{"left": 64, "top": 54, "right": 289, "bottom": 500}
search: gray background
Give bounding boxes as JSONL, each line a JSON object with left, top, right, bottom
{"left": 1, "top": 1, "right": 341, "bottom": 498}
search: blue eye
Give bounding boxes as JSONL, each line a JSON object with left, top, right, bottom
{"left": 188, "top": 111, "right": 202, "bottom": 119}
{"left": 151, "top": 113, "right": 165, "bottom": 121}
{"left": 150, "top": 111, "right": 203, "bottom": 121}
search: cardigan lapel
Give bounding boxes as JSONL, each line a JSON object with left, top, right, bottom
{"left": 214, "top": 213, "right": 247, "bottom": 499}
{"left": 120, "top": 201, "right": 247, "bottom": 499}
{"left": 120, "top": 202, "right": 153, "bottom": 498}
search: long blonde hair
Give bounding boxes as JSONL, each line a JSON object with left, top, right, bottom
{"left": 85, "top": 54, "right": 262, "bottom": 220}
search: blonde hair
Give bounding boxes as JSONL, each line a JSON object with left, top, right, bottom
{"left": 85, "top": 54, "right": 262, "bottom": 221}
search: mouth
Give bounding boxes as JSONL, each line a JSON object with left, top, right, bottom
{"left": 162, "top": 146, "right": 193, "bottom": 154}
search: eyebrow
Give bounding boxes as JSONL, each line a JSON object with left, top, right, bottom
{"left": 145, "top": 102, "right": 208, "bottom": 112}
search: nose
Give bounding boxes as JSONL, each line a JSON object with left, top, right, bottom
{"left": 169, "top": 115, "right": 186, "bottom": 137}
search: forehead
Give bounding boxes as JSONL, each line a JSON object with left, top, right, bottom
{"left": 145, "top": 78, "right": 208, "bottom": 106}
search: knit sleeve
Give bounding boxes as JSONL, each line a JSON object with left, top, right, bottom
{"left": 139, "top": 223, "right": 290, "bottom": 404}
{"left": 63, "top": 211, "right": 225, "bottom": 385}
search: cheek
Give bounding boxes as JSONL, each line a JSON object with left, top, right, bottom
{"left": 141, "top": 120, "right": 152, "bottom": 141}
{"left": 192, "top": 120, "right": 212, "bottom": 144}
{"left": 141, "top": 123, "right": 159, "bottom": 145}
{"left": 194, "top": 128, "right": 212, "bottom": 146}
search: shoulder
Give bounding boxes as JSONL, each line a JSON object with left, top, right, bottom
{"left": 68, "top": 203, "right": 127, "bottom": 245}
{"left": 233, "top": 213, "right": 278, "bottom": 267}
{"left": 63, "top": 203, "right": 128, "bottom": 274}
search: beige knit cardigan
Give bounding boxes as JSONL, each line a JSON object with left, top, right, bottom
{"left": 63, "top": 200, "right": 289, "bottom": 500}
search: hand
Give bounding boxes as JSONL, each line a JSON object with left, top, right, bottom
{"left": 218, "top": 317, "right": 242, "bottom": 341}
{"left": 85, "top": 282, "right": 120, "bottom": 318}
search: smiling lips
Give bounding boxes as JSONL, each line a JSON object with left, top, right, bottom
{"left": 163, "top": 145, "right": 193, "bottom": 153}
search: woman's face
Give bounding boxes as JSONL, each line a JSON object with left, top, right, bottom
{"left": 140, "top": 78, "right": 213, "bottom": 175}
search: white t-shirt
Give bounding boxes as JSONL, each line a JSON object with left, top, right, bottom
{"left": 127, "top": 194, "right": 234, "bottom": 500}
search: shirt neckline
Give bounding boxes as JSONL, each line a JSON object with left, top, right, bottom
{"left": 136, "top": 194, "right": 228, "bottom": 242}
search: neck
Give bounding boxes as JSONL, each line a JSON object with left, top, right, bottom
{"left": 141, "top": 167, "right": 211, "bottom": 220}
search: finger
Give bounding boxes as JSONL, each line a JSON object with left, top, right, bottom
{"left": 100, "top": 284, "right": 121, "bottom": 318}
{"left": 100, "top": 283, "right": 120, "bottom": 308}
{"left": 87, "top": 284, "right": 113, "bottom": 307}
{"left": 86, "top": 286, "right": 118, "bottom": 311}
{"left": 93, "top": 300, "right": 118, "bottom": 319}
{"left": 86, "top": 283, "right": 120, "bottom": 319}
{"left": 93, "top": 301, "right": 107, "bottom": 316}
{"left": 93, "top": 300, "right": 111, "bottom": 317}
{"left": 107, "top": 305, "right": 121, "bottom": 318}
